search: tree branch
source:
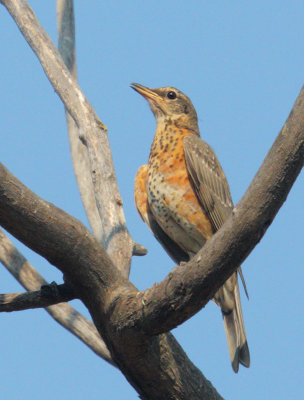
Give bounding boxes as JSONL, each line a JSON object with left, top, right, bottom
{"left": 0, "top": 160, "right": 223, "bottom": 399}
{"left": 1, "top": 0, "right": 135, "bottom": 276}
{"left": 0, "top": 227, "right": 115, "bottom": 366}
{"left": 0, "top": 282, "right": 75, "bottom": 312}
{"left": 56, "top": 0, "right": 104, "bottom": 241}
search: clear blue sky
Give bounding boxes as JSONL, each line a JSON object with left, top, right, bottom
{"left": 1, "top": 1, "right": 303, "bottom": 399}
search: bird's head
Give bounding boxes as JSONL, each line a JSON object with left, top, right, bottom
{"left": 131, "top": 83, "right": 199, "bottom": 132}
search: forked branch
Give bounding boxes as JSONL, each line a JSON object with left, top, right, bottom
{"left": 1, "top": 0, "right": 135, "bottom": 276}
{"left": 0, "top": 228, "right": 114, "bottom": 365}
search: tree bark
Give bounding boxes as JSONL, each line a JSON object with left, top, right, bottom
{"left": 0, "top": 283, "right": 75, "bottom": 312}
{"left": 0, "top": 227, "right": 114, "bottom": 365}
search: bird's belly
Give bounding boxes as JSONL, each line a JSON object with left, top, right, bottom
{"left": 147, "top": 168, "right": 213, "bottom": 256}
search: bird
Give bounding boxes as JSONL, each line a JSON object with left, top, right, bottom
{"left": 131, "top": 83, "right": 250, "bottom": 373}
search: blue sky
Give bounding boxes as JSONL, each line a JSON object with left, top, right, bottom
{"left": 1, "top": 1, "right": 303, "bottom": 399}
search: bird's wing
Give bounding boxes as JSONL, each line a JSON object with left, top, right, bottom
{"left": 134, "top": 165, "right": 189, "bottom": 264}
{"left": 183, "top": 134, "right": 249, "bottom": 298}
{"left": 183, "top": 134, "right": 233, "bottom": 231}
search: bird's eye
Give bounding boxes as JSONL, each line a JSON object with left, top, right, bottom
{"left": 167, "top": 91, "right": 177, "bottom": 100}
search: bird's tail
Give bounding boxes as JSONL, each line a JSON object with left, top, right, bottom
{"left": 216, "top": 274, "right": 250, "bottom": 373}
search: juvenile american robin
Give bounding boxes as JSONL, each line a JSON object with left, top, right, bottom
{"left": 131, "top": 83, "right": 250, "bottom": 373}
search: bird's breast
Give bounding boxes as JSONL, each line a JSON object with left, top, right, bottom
{"left": 146, "top": 127, "right": 213, "bottom": 254}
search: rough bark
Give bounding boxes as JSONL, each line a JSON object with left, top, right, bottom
{"left": 0, "top": 283, "right": 75, "bottom": 312}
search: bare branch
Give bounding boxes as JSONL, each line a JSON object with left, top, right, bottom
{"left": 56, "top": 0, "right": 103, "bottom": 241}
{"left": 0, "top": 283, "right": 75, "bottom": 312}
{"left": 1, "top": 0, "right": 134, "bottom": 276}
{"left": 0, "top": 228, "right": 114, "bottom": 366}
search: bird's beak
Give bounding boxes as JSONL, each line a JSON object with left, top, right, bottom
{"left": 130, "top": 83, "right": 162, "bottom": 104}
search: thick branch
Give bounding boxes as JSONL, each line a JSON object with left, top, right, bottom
{"left": 0, "top": 162, "right": 129, "bottom": 298}
{"left": 0, "top": 283, "right": 75, "bottom": 312}
{"left": 0, "top": 228, "right": 114, "bottom": 365}
{"left": 0, "top": 161, "right": 222, "bottom": 399}
{"left": 2, "top": 0, "right": 134, "bottom": 276}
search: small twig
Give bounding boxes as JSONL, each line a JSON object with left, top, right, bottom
{"left": 0, "top": 282, "right": 75, "bottom": 312}
{"left": 132, "top": 243, "right": 148, "bottom": 256}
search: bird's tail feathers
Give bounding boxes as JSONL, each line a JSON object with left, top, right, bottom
{"left": 221, "top": 280, "right": 250, "bottom": 373}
